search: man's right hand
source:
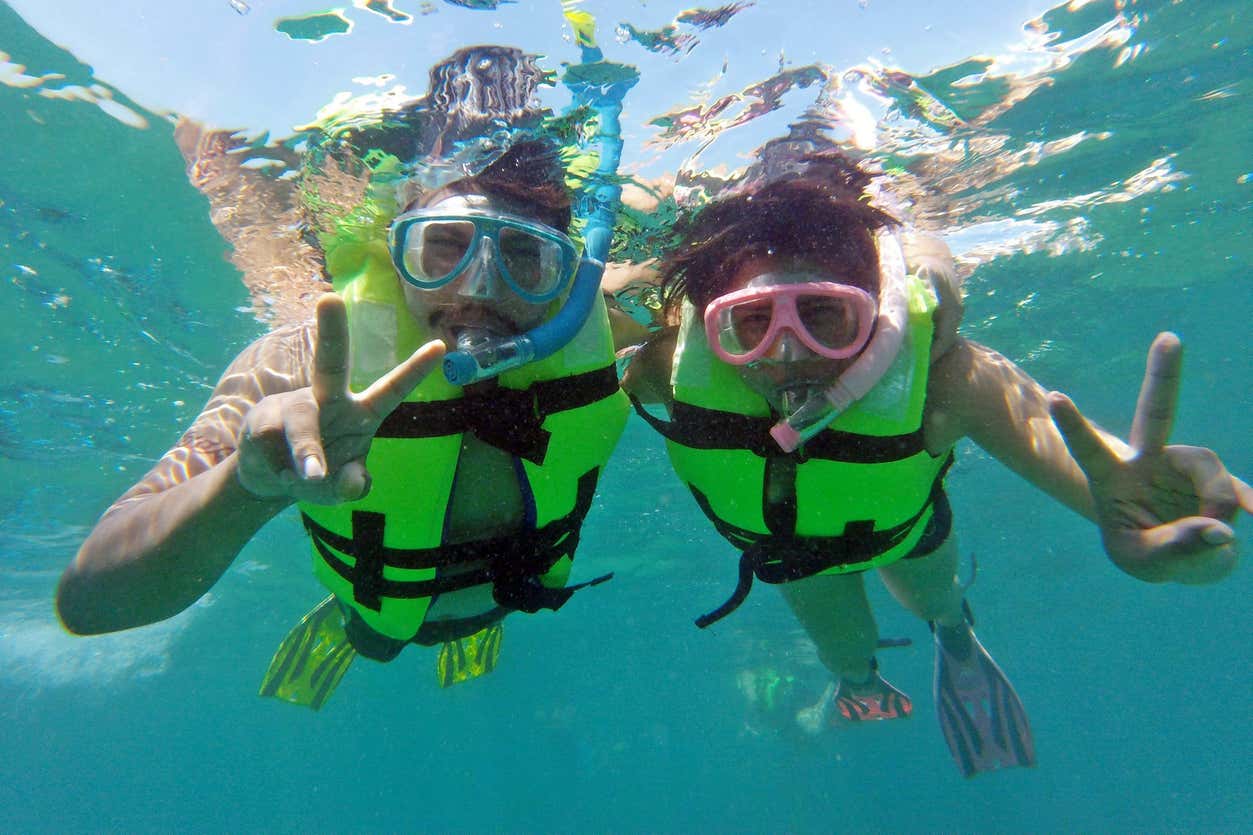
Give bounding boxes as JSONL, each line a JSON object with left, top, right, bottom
{"left": 236, "top": 293, "right": 446, "bottom": 504}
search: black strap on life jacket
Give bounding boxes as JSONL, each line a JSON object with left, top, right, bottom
{"left": 693, "top": 453, "right": 955, "bottom": 628}
{"left": 629, "top": 395, "right": 926, "bottom": 463}
{"left": 302, "top": 469, "right": 609, "bottom": 615}
{"left": 376, "top": 365, "right": 619, "bottom": 464}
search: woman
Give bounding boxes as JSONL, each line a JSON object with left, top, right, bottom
{"left": 622, "top": 151, "right": 1250, "bottom": 776}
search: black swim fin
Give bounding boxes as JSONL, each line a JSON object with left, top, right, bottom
{"left": 259, "top": 595, "right": 357, "bottom": 710}
{"left": 932, "top": 617, "right": 1036, "bottom": 777}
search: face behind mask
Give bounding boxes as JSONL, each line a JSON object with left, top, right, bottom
{"left": 706, "top": 234, "right": 910, "bottom": 452}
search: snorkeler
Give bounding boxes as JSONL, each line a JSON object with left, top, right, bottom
{"left": 621, "top": 151, "right": 1251, "bottom": 776}
{"left": 54, "top": 44, "right": 634, "bottom": 709}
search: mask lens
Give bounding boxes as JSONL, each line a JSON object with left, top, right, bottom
{"left": 498, "top": 226, "right": 566, "bottom": 297}
{"left": 405, "top": 220, "right": 475, "bottom": 285}
{"left": 795, "top": 295, "right": 863, "bottom": 351}
{"left": 723, "top": 298, "right": 776, "bottom": 357}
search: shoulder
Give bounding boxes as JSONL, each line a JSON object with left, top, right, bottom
{"left": 923, "top": 337, "right": 985, "bottom": 450}
{"left": 900, "top": 232, "right": 964, "bottom": 363}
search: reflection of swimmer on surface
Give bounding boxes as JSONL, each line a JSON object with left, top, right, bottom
{"left": 735, "top": 634, "right": 911, "bottom": 740}
{"left": 55, "top": 41, "right": 637, "bottom": 709}
{"left": 736, "top": 665, "right": 798, "bottom": 737}
{"left": 622, "top": 149, "right": 1253, "bottom": 776}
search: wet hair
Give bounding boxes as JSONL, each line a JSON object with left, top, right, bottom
{"left": 659, "top": 151, "right": 898, "bottom": 318}
{"left": 421, "top": 139, "right": 573, "bottom": 232}
{"left": 313, "top": 46, "right": 552, "bottom": 182}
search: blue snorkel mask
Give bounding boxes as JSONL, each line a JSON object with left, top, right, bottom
{"left": 408, "top": 26, "right": 636, "bottom": 387}
{"left": 389, "top": 206, "right": 581, "bottom": 305}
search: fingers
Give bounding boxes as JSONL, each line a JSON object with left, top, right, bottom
{"left": 1112, "top": 516, "right": 1238, "bottom": 585}
{"left": 282, "top": 395, "right": 327, "bottom": 480}
{"left": 929, "top": 260, "right": 963, "bottom": 312}
{"left": 237, "top": 393, "right": 325, "bottom": 497}
{"left": 1129, "top": 332, "right": 1183, "bottom": 454}
{"left": 601, "top": 259, "right": 661, "bottom": 294}
{"left": 357, "top": 339, "right": 447, "bottom": 420}
{"left": 332, "top": 459, "right": 371, "bottom": 503}
{"left": 1164, "top": 445, "right": 1242, "bottom": 520}
{"left": 901, "top": 232, "right": 957, "bottom": 283}
{"left": 287, "top": 460, "right": 372, "bottom": 506}
{"left": 1048, "top": 392, "right": 1118, "bottom": 483}
{"left": 929, "top": 266, "right": 964, "bottom": 361}
{"left": 1233, "top": 476, "right": 1253, "bottom": 515}
{"left": 313, "top": 293, "right": 351, "bottom": 405}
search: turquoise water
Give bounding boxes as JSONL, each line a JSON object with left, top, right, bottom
{"left": 2, "top": 0, "right": 1250, "bottom": 831}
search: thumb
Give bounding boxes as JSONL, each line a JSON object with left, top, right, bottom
{"left": 1146, "top": 516, "right": 1235, "bottom": 552}
{"left": 1144, "top": 517, "right": 1239, "bottom": 585}
{"left": 1115, "top": 516, "right": 1237, "bottom": 581}
{"left": 358, "top": 340, "right": 447, "bottom": 420}
{"left": 333, "top": 459, "right": 371, "bottom": 503}
{"left": 1235, "top": 476, "right": 1253, "bottom": 515}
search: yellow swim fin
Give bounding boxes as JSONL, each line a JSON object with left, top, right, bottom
{"left": 436, "top": 622, "right": 504, "bottom": 688}
{"left": 259, "top": 595, "right": 357, "bottom": 710}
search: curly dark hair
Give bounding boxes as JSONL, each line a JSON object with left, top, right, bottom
{"left": 421, "top": 139, "right": 572, "bottom": 232}
{"left": 660, "top": 151, "right": 898, "bottom": 319}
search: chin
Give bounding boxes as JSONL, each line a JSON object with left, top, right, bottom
{"left": 744, "top": 361, "right": 840, "bottom": 388}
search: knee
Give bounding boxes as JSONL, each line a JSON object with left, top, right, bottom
{"left": 814, "top": 624, "right": 879, "bottom": 677}
{"left": 893, "top": 577, "right": 964, "bottom": 623}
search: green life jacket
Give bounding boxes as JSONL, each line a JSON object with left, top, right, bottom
{"left": 634, "top": 274, "right": 952, "bottom": 626}
{"left": 299, "top": 238, "right": 629, "bottom": 641}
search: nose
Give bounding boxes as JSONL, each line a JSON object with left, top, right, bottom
{"left": 761, "top": 327, "right": 814, "bottom": 363}
{"left": 456, "top": 236, "right": 503, "bottom": 300}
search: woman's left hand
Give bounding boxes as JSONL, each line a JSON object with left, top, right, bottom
{"left": 1049, "top": 333, "right": 1253, "bottom": 584}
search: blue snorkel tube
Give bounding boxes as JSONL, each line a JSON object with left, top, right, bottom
{"left": 442, "top": 31, "right": 638, "bottom": 386}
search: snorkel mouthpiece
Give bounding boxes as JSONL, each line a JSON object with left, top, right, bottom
{"left": 770, "top": 386, "right": 845, "bottom": 452}
{"left": 442, "top": 251, "right": 605, "bottom": 385}
{"left": 444, "top": 327, "right": 533, "bottom": 384}
{"left": 769, "top": 233, "right": 910, "bottom": 453}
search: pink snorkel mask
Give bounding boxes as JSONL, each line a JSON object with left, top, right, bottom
{"left": 703, "top": 279, "right": 877, "bottom": 365}
{"left": 703, "top": 233, "right": 910, "bottom": 453}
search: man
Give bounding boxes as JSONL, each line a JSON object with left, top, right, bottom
{"left": 56, "top": 47, "right": 631, "bottom": 708}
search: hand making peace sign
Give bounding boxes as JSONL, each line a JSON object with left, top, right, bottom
{"left": 1049, "top": 332, "right": 1253, "bottom": 584}
{"left": 236, "top": 294, "right": 447, "bottom": 505}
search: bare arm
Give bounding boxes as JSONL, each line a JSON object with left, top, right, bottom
{"left": 56, "top": 323, "right": 317, "bottom": 634}
{"left": 606, "top": 302, "right": 653, "bottom": 352}
{"left": 619, "top": 327, "right": 677, "bottom": 408}
{"left": 925, "top": 333, "right": 1252, "bottom": 584}
{"left": 57, "top": 295, "right": 446, "bottom": 634}
{"left": 924, "top": 337, "right": 1098, "bottom": 519}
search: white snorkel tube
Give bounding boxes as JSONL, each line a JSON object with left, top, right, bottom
{"left": 769, "top": 232, "right": 909, "bottom": 452}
